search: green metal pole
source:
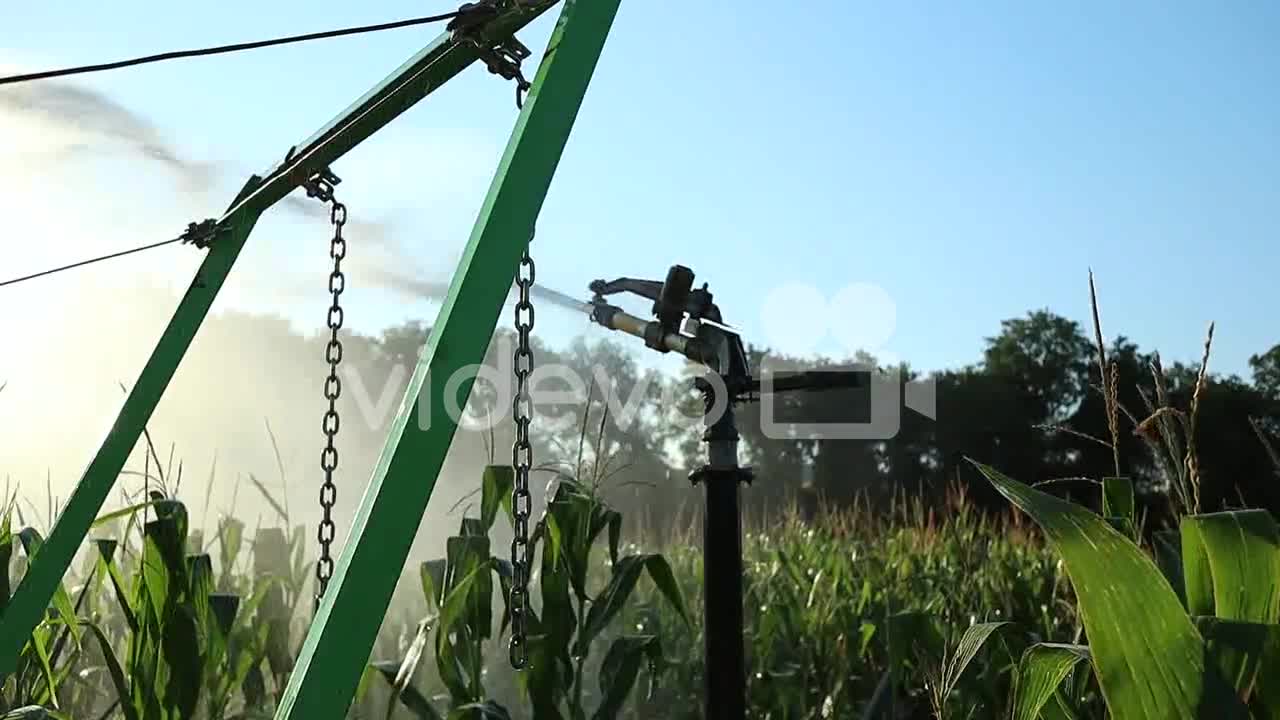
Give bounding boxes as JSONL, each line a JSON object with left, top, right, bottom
{"left": 274, "top": 0, "right": 622, "bottom": 716}
{"left": 0, "top": 201, "right": 262, "bottom": 679}
{"left": 0, "top": 1, "right": 556, "bottom": 680}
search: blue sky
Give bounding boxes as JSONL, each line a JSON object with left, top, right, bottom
{"left": 4, "top": 0, "right": 1277, "bottom": 380}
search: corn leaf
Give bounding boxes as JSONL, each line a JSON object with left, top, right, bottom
{"left": 592, "top": 635, "right": 662, "bottom": 720}
{"left": 580, "top": 555, "right": 662, "bottom": 651}
{"left": 252, "top": 528, "right": 294, "bottom": 676}
{"left": 2, "top": 706, "right": 70, "bottom": 719}
{"left": 420, "top": 559, "right": 447, "bottom": 612}
{"left": 447, "top": 701, "right": 512, "bottom": 720}
{"left": 15, "top": 529, "right": 80, "bottom": 643}
{"left": 1101, "top": 477, "right": 1134, "bottom": 522}
{"left": 216, "top": 517, "right": 245, "bottom": 590}
{"left": 1102, "top": 477, "right": 1135, "bottom": 537}
{"left": 492, "top": 557, "right": 515, "bottom": 638}
{"left": 435, "top": 562, "right": 485, "bottom": 701}
{"left": 90, "top": 501, "right": 166, "bottom": 529}
{"left": 1253, "top": 623, "right": 1280, "bottom": 718}
{"left": 80, "top": 620, "right": 139, "bottom": 720}
{"left": 482, "top": 465, "right": 515, "bottom": 533}
{"left": 641, "top": 555, "right": 689, "bottom": 628}
{"left": 370, "top": 660, "right": 443, "bottom": 720}
{"left": 538, "top": 511, "right": 576, "bottom": 657}
{"left": 161, "top": 605, "right": 202, "bottom": 719}
{"left": 187, "top": 554, "right": 214, "bottom": 644}
{"left": 971, "top": 460, "right": 1246, "bottom": 719}
{"left": 590, "top": 505, "right": 624, "bottom": 568}
{"left": 1010, "top": 643, "right": 1091, "bottom": 720}
{"left": 209, "top": 592, "right": 240, "bottom": 639}
{"left": 98, "top": 540, "right": 138, "bottom": 634}
{"left": 247, "top": 474, "right": 288, "bottom": 524}
{"left": 1039, "top": 691, "right": 1081, "bottom": 720}
{"left": 940, "top": 621, "right": 1009, "bottom": 702}
{"left": 26, "top": 626, "right": 58, "bottom": 710}
{"left": 1180, "top": 510, "right": 1280, "bottom": 624}
{"left": 0, "top": 510, "right": 13, "bottom": 613}
{"left": 1194, "top": 616, "right": 1280, "bottom": 711}
{"left": 139, "top": 521, "right": 176, "bottom": 617}
{"left": 384, "top": 615, "right": 436, "bottom": 716}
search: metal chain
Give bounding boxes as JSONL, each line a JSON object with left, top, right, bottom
{"left": 509, "top": 244, "right": 535, "bottom": 670}
{"left": 316, "top": 190, "right": 347, "bottom": 609}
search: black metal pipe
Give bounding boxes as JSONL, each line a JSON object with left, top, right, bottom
{"left": 702, "top": 469, "right": 746, "bottom": 720}
{"left": 692, "top": 383, "right": 749, "bottom": 720}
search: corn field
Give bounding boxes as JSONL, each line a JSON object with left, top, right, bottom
{"left": 5, "top": 455, "right": 1278, "bottom": 720}
{"left": 4, "top": 291, "right": 1280, "bottom": 720}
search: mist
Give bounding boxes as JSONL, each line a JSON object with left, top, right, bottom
{"left": 0, "top": 280, "right": 556, "bottom": 620}
{"left": 0, "top": 79, "right": 614, "bottom": 615}
{"left": 0, "top": 81, "right": 214, "bottom": 190}
{"left": 0, "top": 78, "right": 435, "bottom": 288}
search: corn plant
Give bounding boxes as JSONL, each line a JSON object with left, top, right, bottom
{"left": 524, "top": 473, "right": 690, "bottom": 720}
{"left": 968, "top": 461, "right": 1280, "bottom": 719}
{"left": 37, "top": 492, "right": 295, "bottom": 720}
{"left": 375, "top": 466, "right": 689, "bottom": 720}
{"left": 0, "top": 502, "right": 87, "bottom": 719}
{"left": 623, "top": 487, "right": 1072, "bottom": 720}
{"left": 369, "top": 465, "right": 516, "bottom": 719}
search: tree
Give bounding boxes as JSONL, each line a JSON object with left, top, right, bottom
{"left": 981, "top": 310, "right": 1094, "bottom": 425}
{"left": 1250, "top": 344, "right": 1280, "bottom": 399}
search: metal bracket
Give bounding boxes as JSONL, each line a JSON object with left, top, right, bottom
{"left": 179, "top": 218, "right": 221, "bottom": 249}
{"left": 303, "top": 168, "right": 342, "bottom": 203}
{"left": 479, "top": 37, "right": 533, "bottom": 107}
{"left": 689, "top": 466, "right": 755, "bottom": 487}
{"left": 447, "top": 0, "right": 503, "bottom": 36}
{"left": 450, "top": 0, "right": 535, "bottom": 107}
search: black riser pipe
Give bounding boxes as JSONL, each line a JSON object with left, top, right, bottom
{"left": 703, "top": 474, "right": 746, "bottom": 720}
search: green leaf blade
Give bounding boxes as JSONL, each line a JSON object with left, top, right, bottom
{"left": 971, "top": 460, "right": 1246, "bottom": 719}
{"left": 1180, "top": 510, "right": 1280, "bottom": 625}
{"left": 1011, "top": 643, "right": 1091, "bottom": 720}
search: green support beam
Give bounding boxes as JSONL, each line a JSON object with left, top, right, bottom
{"left": 274, "top": 0, "right": 622, "bottom": 715}
{"left": 0, "top": 0, "right": 557, "bottom": 680}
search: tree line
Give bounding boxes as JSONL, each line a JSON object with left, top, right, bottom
{"left": 349, "top": 308, "right": 1280, "bottom": 534}
{"left": 56, "top": 285, "right": 1271, "bottom": 538}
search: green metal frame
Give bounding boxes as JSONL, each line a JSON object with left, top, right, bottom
{"left": 0, "top": 1, "right": 619, "bottom": 701}
{"left": 278, "top": 3, "right": 621, "bottom": 713}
